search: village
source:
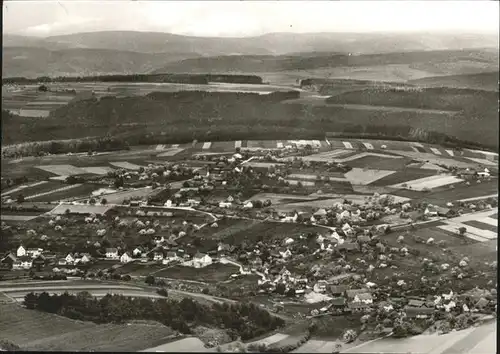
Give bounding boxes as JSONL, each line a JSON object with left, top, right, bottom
{"left": 1, "top": 139, "right": 498, "bottom": 349}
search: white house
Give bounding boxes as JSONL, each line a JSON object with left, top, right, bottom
{"left": 105, "top": 248, "right": 119, "bottom": 259}
{"left": 65, "top": 253, "right": 75, "bottom": 265}
{"left": 243, "top": 201, "right": 254, "bottom": 209}
{"left": 353, "top": 293, "right": 373, "bottom": 304}
{"left": 120, "top": 252, "right": 133, "bottom": 263}
{"left": 219, "top": 202, "right": 232, "bottom": 208}
{"left": 26, "top": 248, "right": 43, "bottom": 259}
{"left": 13, "top": 257, "right": 32, "bottom": 270}
{"left": 77, "top": 254, "right": 91, "bottom": 264}
{"left": 191, "top": 252, "right": 213, "bottom": 268}
{"left": 280, "top": 249, "right": 292, "bottom": 259}
{"left": 16, "top": 245, "right": 26, "bottom": 257}
{"left": 133, "top": 247, "right": 143, "bottom": 257}
{"left": 153, "top": 252, "right": 164, "bottom": 261}
{"left": 162, "top": 251, "right": 179, "bottom": 265}
{"left": 313, "top": 280, "right": 328, "bottom": 293}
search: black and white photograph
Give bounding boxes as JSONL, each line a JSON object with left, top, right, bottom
{"left": 1, "top": 0, "right": 498, "bottom": 352}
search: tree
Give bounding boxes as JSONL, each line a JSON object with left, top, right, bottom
{"left": 275, "top": 283, "right": 286, "bottom": 295}
{"left": 458, "top": 227, "right": 467, "bottom": 236}
{"left": 145, "top": 275, "right": 156, "bottom": 285}
{"left": 24, "top": 292, "right": 38, "bottom": 309}
{"left": 38, "top": 84, "right": 48, "bottom": 92}
{"left": 16, "top": 194, "right": 25, "bottom": 203}
{"left": 89, "top": 198, "right": 96, "bottom": 205}
{"left": 101, "top": 198, "right": 108, "bottom": 205}
{"left": 286, "top": 288, "right": 296, "bottom": 297}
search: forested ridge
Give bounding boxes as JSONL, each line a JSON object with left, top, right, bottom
{"left": 23, "top": 291, "right": 284, "bottom": 340}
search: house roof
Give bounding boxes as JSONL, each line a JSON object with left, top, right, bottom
{"left": 348, "top": 302, "right": 369, "bottom": 309}
{"left": 106, "top": 248, "right": 118, "bottom": 253}
{"left": 357, "top": 235, "right": 371, "bottom": 243}
{"left": 355, "top": 293, "right": 373, "bottom": 301}
{"left": 475, "top": 298, "right": 490, "bottom": 308}
{"left": 330, "top": 285, "right": 347, "bottom": 294}
{"left": 18, "top": 256, "right": 32, "bottom": 262}
{"left": 331, "top": 297, "right": 346, "bottom": 306}
{"left": 194, "top": 252, "right": 207, "bottom": 259}
{"left": 408, "top": 299, "right": 426, "bottom": 307}
{"left": 405, "top": 307, "right": 435, "bottom": 316}
{"left": 346, "top": 289, "right": 370, "bottom": 298}
{"left": 166, "top": 251, "right": 177, "bottom": 257}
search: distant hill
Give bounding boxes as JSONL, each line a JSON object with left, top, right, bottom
{"left": 2, "top": 47, "right": 199, "bottom": 78}
{"left": 152, "top": 49, "right": 499, "bottom": 79}
{"left": 3, "top": 31, "right": 498, "bottom": 79}
{"left": 408, "top": 71, "right": 499, "bottom": 91}
{"left": 5, "top": 31, "right": 498, "bottom": 55}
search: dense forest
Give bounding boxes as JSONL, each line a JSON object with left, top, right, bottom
{"left": 2, "top": 88, "right": 497, "bottom": 157}
{"left": 2, "top": 73, "right": 263, "bottom": 85}
{"left": 23, "top": 291, "right": 284, "bottom": 340}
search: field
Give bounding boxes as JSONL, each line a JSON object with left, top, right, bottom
{"left": 390, "top": 175, "right": 464, "bottom": 191}
{"left": 0, "top": 302, "right": 177, "bottom": 352}
{"left": 345, "top": 155, "right": 411, "bottom": 171}
{"left": 153, "top": 263, "right": 240, "bottom": 283}
{"left": 370, "top": 168, "right": 439, "bottom": 187}
{"left": 29, "top": 184, "right": 98, "bottom": 202}
{"left": 0, "top": 302, "right": 94, "bottom": 347}
{"left": 344, "top": 168, "right": 396, "bottom": 185}
{"left": 24, "top": 322, "right": 178, "bottom": 352}
{"left": 249, "top": 193, "right": 318, "bottom": 205}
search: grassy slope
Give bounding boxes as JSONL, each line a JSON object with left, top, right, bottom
{"left": 408, "top": 71, "right": 499, "bottom": 91}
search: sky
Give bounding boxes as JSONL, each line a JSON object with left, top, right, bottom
{"left": 3, "top": 1, "right": 499, "bottom": 37}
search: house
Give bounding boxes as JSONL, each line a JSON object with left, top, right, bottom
{"left": 12, "top": 256, "right": 32, "bottom": 270}
{"left": 405, "top": 307, "right": 435, "bottom": 319}
{"left": 337, "top": 242, "right": 358, "bottom": 252}
{"left": 26, "top": 248, "right": 43, "bottom": 259}
{"left": 348, "top": 302, "right": 370, "bottom": 313}
{"left": 75, "top": 254, "right": 91, "bottom": 264}
{"left": 58, "top": 258, "right": 68, "bottom": 266}
{"left": 313, "top": 280, "right": 328, "bottom": 293}
{"left": 162, "top": 251, "right": 179, "bottom": 264}
{"left": 357, "top": 235, "right": 371, "bottom": 243}
{"left": 219, "top": 202, "right": 232, "bottom": 208}
{"left": 105, "top": 248, "right": 119, "bottom": 259}
{"left": 330, "top": 297, "right": 347, "bottom": 312}
{"left": 330, "top": 285, "right": 347, "bottom": 297}
{"left": 424, "top": 205, "right": 451, "bottom": 217}
{"left": 153, "top": 252, "right": 164, "bottom": 261}
{"left": 154, "top": 236, "right": 165, "bottom": 244}
{"left": 408, "top": 299, "right": 433, "bottom": 308}
{"left": 32, "top": 255, "right": 46, "bottom": 271}
{"left": 16, "top": 245, "right": 26, "bottom": 257}
{"left": 192, "top": 252, "right": 213, "bottom": 268}
{"left": 314, "top": 209, "right": 327, "bottom": 217}
{"left": 1, "top": 253, "right": 16, "bottom": 270}
{"left": 120, "top": 252, "right": 133, "bottom": 263}
{"left": 475, "top": 298, "right": 490, "bottom": 311}
{"left": 346, "top": 289, "right": 370, "bottom": 300}
{"left": 65, "top": 253, "right": 75, "bottom": 265}
{"left": 353, "top": 293, "right": 373, "bottom": 304}
{"left": 133, "top": 247, "right": 143, "bottom": 257}
{"left": 280, "top": 249, "right": 292, "bottom": 259}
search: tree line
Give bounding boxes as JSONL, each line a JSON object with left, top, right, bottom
{"left": 2, "top": 73, "right": 264, "bottom": 85}
{"left": 23, "top": 291, "right": 284, "bottom": 340}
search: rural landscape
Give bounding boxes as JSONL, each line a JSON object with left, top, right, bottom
{"left": 1, "top": 1, "right": 498, "bottom": 353}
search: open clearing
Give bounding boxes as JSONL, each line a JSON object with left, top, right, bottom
{"left": 91, "top": 187, "right": 159, "bottom": 204}
{"left": 437, "top": 208, "right": 498, "bottom": 242}
{"left": 157, "top": 148, "right": 186, "bottom": 157}
{"left": 248, "top": 333, "right": 290, "bottom": 346}
{"left": 386, "top": 150, "right": 476, "bottom": 168}
{"left": 0, "top": 214, "right": 40, "bottom": 221}
{"left": 25, "top": 184, "right": 82, "bottom": 200}
{"left": 29, "top": 184, "right": 98, "bottom": 202}
{"left": 390, "top": 175, "right": 464, "bottom": 191}
{"left": 1, "top": 180, "right": 49, "bottom": 197}
{"left": 465, "top": 157, "right": 498, "bottom": 166}
{"left": 344, "top": 168, "right": 396, "bottom": 185}
{"left": 79, "top": 166, "right": 115, "bottom": 175}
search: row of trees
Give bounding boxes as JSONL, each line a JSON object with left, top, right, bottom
{"left": 3, "top": 73, "right": 264, "bottom": 85}
{"left": 23, "top": 291, "right": 284, "bottom": 340}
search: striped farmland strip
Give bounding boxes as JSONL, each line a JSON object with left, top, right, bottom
{"left": 410, "top": 142, "right": 425, "bottom": 148}
{"left": 342, "top": 141, "right": 354, "bottom": 149}
{"left": 445, "top": 150, "right": 455, "bottom": 156}
{"left": 1, "top": 181, "right": 48, "bottom": 197}
{"left": 277, "top": 141, "right": 284, "bottom": 148}
{"left": 202, "top": 142, "right": 212, "bottom": 150}
{"left": 171, "top": 144, "right": 180, "bottom": 148}
{"left": 411, "top": 146, "right": 420, "bottom": 153}
{"left": 363, "top": 142, "right": 374, "bottom": 150}
{"left": 25, "top": 184, "right": 82, "bottom": 200}
{"left": 155, "top": 145, "right": 165, "bottom": 151}
{"left": 235, "top": 140, "right": 242, "bottom": 149}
